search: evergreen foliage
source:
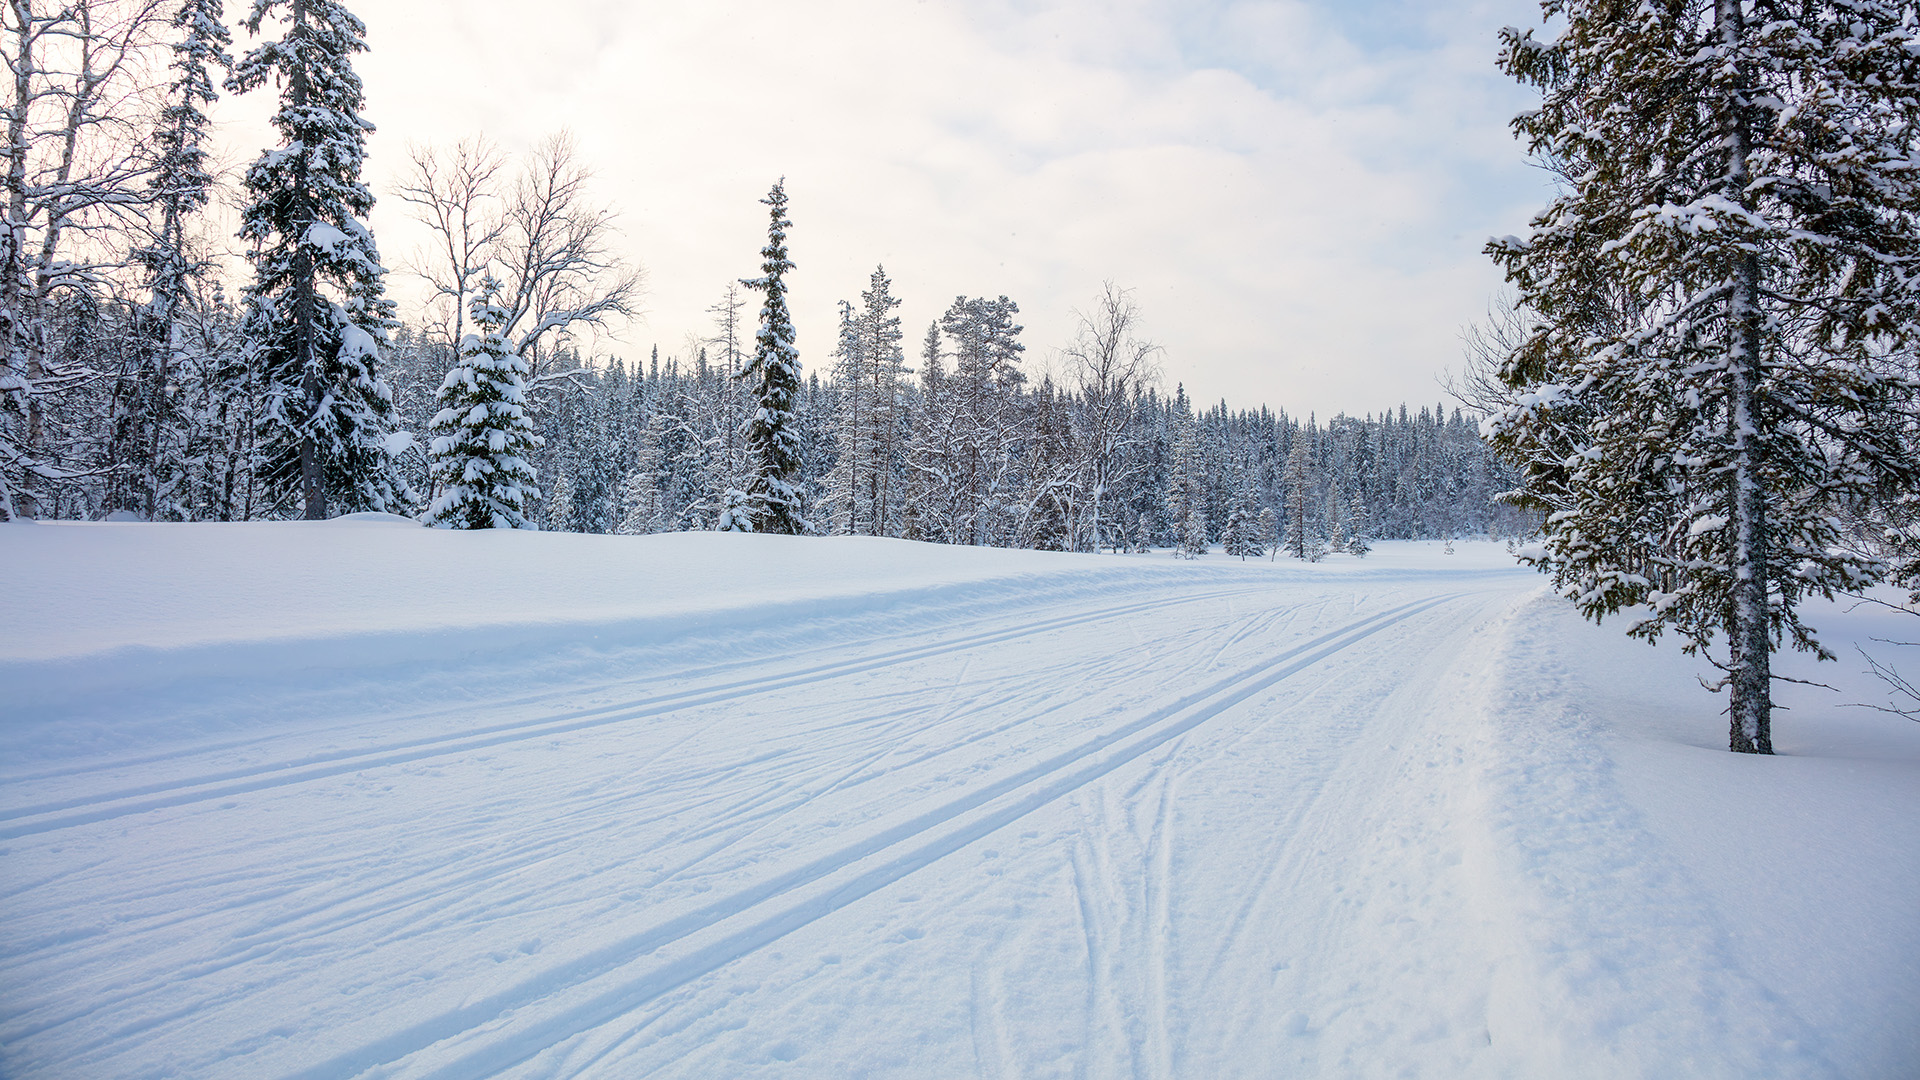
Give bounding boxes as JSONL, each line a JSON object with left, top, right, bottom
{"left": 229, "top": 0, "right": 405, "bottom": 519}
{"left": 1257, "top": 506, "right": 1281, "bottom": 561}
{"left": 824, "top": 266, "right": 907, "bottom": 536}
{"left": 739, "top": 180, "right": 804, "bottom": 534}
{"left": 424, "top": 287, "right": 543, "bottom": 529}
{"left": 715, "top": 486, "right": 752, "bottom": 532}
{"left": 1283, "top": 436, "right": 1323, "bottom": 561}
{"left": 0, "top": 10, "right": 1535, "bottom": 549}
{"left": 110, "top": 0, "right": 233, "bottom": 522}
{"left": 1179, "top": 503, "right": 1208, "bottom": 559}
{"left": 1166, "top": 391, "right": 1205, "bottom": 551}
{"left": 1223, "top": 481, "right": 1264, "bottom": 559}
{"left": 1488, "top": 0, "right": 1920, "bottom": 752}
{"left": 939, "top": 295, "right": 1027, "bottom": 545}
{"left": 1345, "top": 492, "right": 1372, "bottom": 557}
{"left": 614, "top": 409, "right": 668, "bottom": 535}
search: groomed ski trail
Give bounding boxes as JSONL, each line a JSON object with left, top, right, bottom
{"left": 8, "top": 533, "right": 1892, "bottom": 1079}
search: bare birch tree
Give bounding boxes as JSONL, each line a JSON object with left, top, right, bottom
{"left": 2, "top": 0, "right": 169, "bottom": 518}
{"left": 1062, "top": 282, "right": 1158, "bottom": 552}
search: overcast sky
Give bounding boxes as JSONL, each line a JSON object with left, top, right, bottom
{"left": 214, "top": 0, "right": 1550, "bottom": 417}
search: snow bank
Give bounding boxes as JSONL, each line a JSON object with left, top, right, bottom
{"left": 0, "top": 524, "right": 1514, "bottom": 760}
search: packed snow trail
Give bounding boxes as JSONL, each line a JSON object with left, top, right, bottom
{"left": 1, "top": 524, "right": 1914, "bottom": 1078}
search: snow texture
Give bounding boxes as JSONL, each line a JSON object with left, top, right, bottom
{"left": 0, "top": 526, "right": 1913, "bottom": 1079}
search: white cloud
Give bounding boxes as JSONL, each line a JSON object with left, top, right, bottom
{"left": 212, "top": 0, "right": 1550, "bottom": 416}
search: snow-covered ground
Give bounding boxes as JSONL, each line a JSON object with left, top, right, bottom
{"left": 1, "top": 521, "right": 1915, "bottom": 1079}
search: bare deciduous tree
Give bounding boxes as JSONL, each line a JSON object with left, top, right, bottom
{"left": 1062, "top": 282, "right": 1158, "bottom": 552}
{"left": 2, "top": 0, "right": 170, "bottom": 518}
{"left": 393, "top": 136, "right": 507, "bottom": 370}
{"left": 394, "top": 132, "right": 642, "bottom": 405}
{"left": 496, "top": 133, "right": 641, "bottom": 391}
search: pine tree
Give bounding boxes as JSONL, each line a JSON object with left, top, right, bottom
{"left": 1489, "top": 0, "right": 1920, "bottom": 753}
{"left": 229, "top": 0, "right": 405, "bottom": 519}
{"left": 824, "top": 299, "right": 861, "bottom": 534}
{"left": 424, "top": 286, "right": 542, "bottom": 529}
{"left": 904, "top": 320, "right": 956, "bottom": 542}
{"left": 738, "top": 179, "right": 803, "bottom": 534}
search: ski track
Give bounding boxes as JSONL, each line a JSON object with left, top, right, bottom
{"left": 0, "top": 563, "right": 1634, "bottom": 1080}
{"left": 262, "top": 596, "right": 1459, "bottom": 1080}
{"left": 0, "top": 585, "right": 1252, "bottom": 838}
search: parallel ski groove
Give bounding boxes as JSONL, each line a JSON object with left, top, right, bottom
{"left": 0, "top": 587, "right": 1248, "bottom": 839}
{"left": 274, "top": 594, "right": 1457, "bottom": 1080}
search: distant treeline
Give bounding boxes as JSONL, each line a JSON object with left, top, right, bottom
{"left": 4, "top": 1, "right": 1525, "bottom": 549}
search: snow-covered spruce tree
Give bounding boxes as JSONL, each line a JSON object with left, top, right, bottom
{"left": 1258, "top": 505, "right": 1280, "bottom": 561}
{"left": 120, "top": 0, "right": 232, "bottom": 521}
{"left": 1223, "top": 482, "right": 1264, "bottom": 560}
{"left": 1325, "top": 487, "right": 1347, "bottom": 555}
{"left": 1283, "top": 437, "right": 1322, "bottom": 561}
{"left": 543, "top": 468, "right": 574, "bottom": 530}
{"left": 1165, "top": 391, "right": 1203, "bottom": 550}
{"left": 229, "top": 0, "right": 406, "bottom": 519}
{"left": 939, "top": 295, "right": 1027, "bottom": 546}
{"left": 824, "top": 299, "right": 862, "bottom": 533}
{"left": 824, "top": 265, "right": 905, "bottom": 537}
{"left": 614, "top": 409, "right": 667, "bottom": 535}
{"left": 715, "top": 485, "right": 753, "bottom": 532}
{"left": 738, "top": 180, "right": 803, "bottom": 534}
{"left": 1489, "top": 0, "right": 1920, "bottom": 753}
{"left": 1346, "top": 491, "right": 1372, "bottom": 557}
{"left": 424, "top": 287, "right": 542, "bottom": 529}
{"left": 903, "top": 320, "right": 953, "bottom": 542}
{"left": 858, "top": 267, "right": 907, "bottom": 536}
{"left": 1180, "top": 503, "right": 1208, "bottom": 559}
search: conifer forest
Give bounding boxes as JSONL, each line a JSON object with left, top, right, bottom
{"left": 0, "top": 0, "right": 1526, "bottom": 552}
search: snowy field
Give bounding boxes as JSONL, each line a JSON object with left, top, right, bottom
{"left": 1, "top": 520, "right": 1916, "bottom": 1079}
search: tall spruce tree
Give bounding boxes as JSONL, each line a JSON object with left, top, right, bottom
{"left": 1165, "top": 388, "right": 1203, "bottom": 550}
{"left": 825, "top": 299, "right": 863, "bottom": 533}
{"left": 229, "top": 0, "right": 405, "bottom": 519}
{"left": 1489, "top": 0, "right": 1920, "bottom": 753}
{"left": 424, "top": 285, "right": 542, "bottom": 529}
{"left": 739, "top": 179, "right": 803, "bottom": 534}
{"left": 938, "top": 295, "right": 1026, "bottom": 545}
{"left": 120, "top": 0, "right": 231, "bottom": 521}
{"left": 825, "top": 265, "right": 905, "bottom": 536}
